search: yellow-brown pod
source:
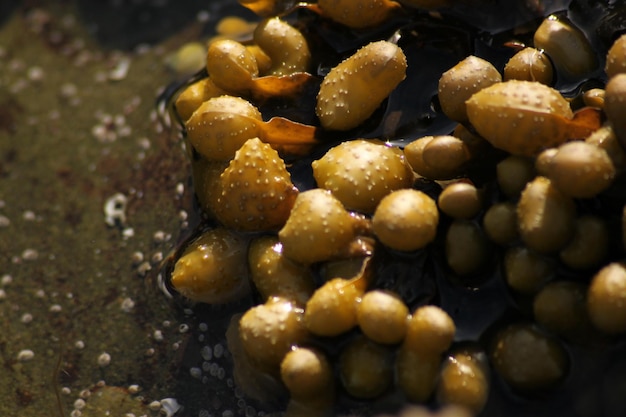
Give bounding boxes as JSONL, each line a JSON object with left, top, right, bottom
{"left": 165, "top": 42, "right": 207, "bottom": 76}
{"left": 304, "top": 277, "right": 363, "bottom": 336}
{"left": 533, "top": 281, "right": 591, "bottom": 340}
{"left": 585, "top": 123, "right": 626, "bottom": 170}
{"left": 606, "top": 34, "right": 626, "bottom": 78}
{"left": 445, "top": 219, "right": 491, "bottom": 276}
{"left": 516, "top": 176, "right": 576, "bottom": 253}
{"left": 248, "top": 235, "right": 315, "bottom": 307}
{"left": 253, "top": 17, "right": 311, "bottom": 76}
{"left": 214, "top": 16, "right": 257, "bottom": 38}
{"left": 404, "top": 135, "right": 470, "bottom": 180}
{"left": 190, "top": 156, "right": 228, "bottom": 219}
{"left": 604, "top": 73, "right": 626, "bottom": 148}
{"left": 396, "top": 347, "right": 441, "bottom": 402}
{"left": 317, "top": 0, "right": 401, "bottom": 29}
{"left": 278, "top": 189, "right": 360, "bottom": 265}
{"left": 175, "top": 77, "right": 227, "bottom": 122}
{"left": 212, "top": 138, "right": 298, "bottom": 231}
{"left": 503, "top": 246, "right": 555, "bottom": 294}
{"left": 421, "top": 135, "right": 471, "bottom": 179}
{"left": 226, "top": 314, "right": 287, "bottom": 405}
{"left": 316, "top": 40, "right": 407, "bottom": 131}
{"left": 206, "top": 39, "right": 259, "bottom": 94}
{"left": 466, "top": 80, "right": 575, "bottom": 156}
{"left": 372, "top": 189, "right": 439, "bottom": 252}
{"left": 185, "top": 95, "right": 263, "bottom": 161}
{"left": 312, "top": 139, "right": 413, "bottom": 214}
{"left": 239, "top": 297, "right": 308, "bottom": 371}
{"left": 437, "top": 182, "right": 482, "bottom": 220}
{"left": 582, "top": 88, "right": 605, "bottom": 109}
{"left": 438, "top": 55, "right": 502, "bottom": 123}
{"left": 246, "top": 45, "right": 273, "bottom": 75}
{"left": 503, "top": 47, "right": 554, "bottom": 85}
{"left": 490, "top": 323, "right": 569, "bottom": 392}
{"left": 280, "top": 346, "right": 335, "bottom": 404}
{"left": 437, "top": 351, "right": 489, "bottom": 414}
{"left": 338, "top": 336, "right": 393, "bottom": 399}
{"left": 403, "top": 305, "right": 456, "bottom": 355}
{"left": 496, "top": 155, "right": 536, "bottom": 198}
{"left": 533, "top": 15, "right": 597, "bottom": 81}
{"left": 545, "top": 141, "right": 615, "bottom": 199}
{"left": 357, "top": 289, "right": 409, "bottom": 344}
{"left": 170, "top": 228, "right": 251, "bottom": 304}
{"left": 587, "top": 263, "right": 626, "bottom": 334}
{"left": 482, "top": 202, "right": 519, "bottom": 245}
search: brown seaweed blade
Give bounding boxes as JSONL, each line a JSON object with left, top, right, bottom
{"left": 238, "top": 0, "right": 299, "bottom": 17}
{"left": 251, "top": 72, "right": 316, "bottom": 101}
{"left": 258, "top": 116, "right": 319, "bottom": 155}
{"left": 563, "top": 106, "right": 603, "bottom": 140}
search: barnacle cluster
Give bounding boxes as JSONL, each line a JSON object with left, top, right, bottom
{"left": 160, "top": 1, "right": 626, "bottom": 415}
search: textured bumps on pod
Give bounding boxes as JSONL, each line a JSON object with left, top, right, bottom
{"left": 312, "top": 139, "right": 413, "bottom": 213}
{"left": 185, "top": 95, "right": 263, "bottom": 161}
{"left": 253, "top": 17, "right": 311, "bottom": 76}
{"left": 516, "top": 176, "right": 576, "bottom": 253}
{"left": 170, "top": 228, "right": 250, "bottom": 304}
{"left": 316, "top": 40, "right": 407, "bottom": 131}
{"left": 503, "top": 47, "right": 554, "bottom": 85}
{"left": 372, "top": 189, "right": 439, "bottom": 252}
{"left": 466, "top": 80, "right": 574, "bottom": 156}
{"left": 543, "top": 141, "right": 615, "bottom": 199}
{"left": 239, "top": 297, "right": 308, "bottom": 370}
{"left": 247, "top": 235, "right": 315, "bottom": 307}
{"left": 211, "top": 138, "right": 298, "bottom": 231}
{"left": 278, "top": 189, "right": 359, "bottom": 265}
{"left": 304, "top": 277, "right": 363, "bottom": 337}
{"left": 587, "top": 263, "right": 626, "bottom": 334}
{"left": 437, "top": 55, "right": 501, "bottom": 123}
{"left": 206, "top": 39, "right": 259, "bottom": 93}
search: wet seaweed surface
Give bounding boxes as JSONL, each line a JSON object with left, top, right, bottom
{"left": 2, "top": 1, "right": 626, "bottom": 417}
{"left": 161, "top": 1, "right": 626, "bottom": 417}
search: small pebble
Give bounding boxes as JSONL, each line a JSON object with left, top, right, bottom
{"left": 153, "top": 330, "right": 164, "bottom": 342}
{"left": 17, "top": 349, "right": 35, "bottom": 361}
{"left": 97, "top": 352, "right": 111, "bottom": 367}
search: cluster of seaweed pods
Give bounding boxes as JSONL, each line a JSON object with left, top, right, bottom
{"left": 160, "top": 1, "right": 626, "bottom": 416}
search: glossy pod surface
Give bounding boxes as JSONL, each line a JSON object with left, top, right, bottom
{"left": 159, "top": 2, "right": 626, "bottom": 416}
{"left": 316, "top": 40, "right": 407, "bottom": 131}
{"left": 466, "top": 80, "right": 575, "bottom": 156}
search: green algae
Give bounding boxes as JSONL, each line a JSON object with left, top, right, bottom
{"left": 0, "top": 2, "right": 201, "bottom": 416}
